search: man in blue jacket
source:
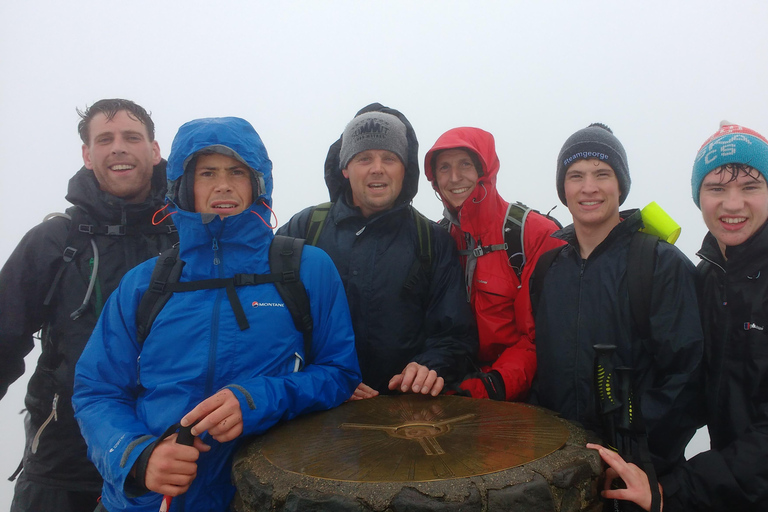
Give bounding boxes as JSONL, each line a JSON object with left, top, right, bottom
{"left": 73, "top": 117, "right": 361, "bottom": 512}
{"left": 277, "top": 103, "right": 476, "bottom": 400}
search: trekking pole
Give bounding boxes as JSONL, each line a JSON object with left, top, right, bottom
{"left": 615, "top": 367, "right": 661, "bottom": 512}
{"left": 593, "top": 344, "right": 621, "bottom": 451}
{"left": 159, "top": 424, "right": 195, "bottom": 512}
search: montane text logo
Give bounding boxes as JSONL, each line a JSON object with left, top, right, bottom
{"left": 743, "top": 322, "right": 764, "bottom": 331}
{"left": 252, "top": 301, "right": 286, "bottom": 308}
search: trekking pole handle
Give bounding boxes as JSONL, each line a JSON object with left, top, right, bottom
{"left": 159, "top": 424, "right": 196, "bottom": 512}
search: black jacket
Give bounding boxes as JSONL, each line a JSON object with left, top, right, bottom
{"left": 277, "top": 103, "right": 476, "bottom": 392}
{"left": 530, "top": 210, "right": 703, "bottom": 475}
{"left": 0, "top": 163, "right": 177, "bottom": 490}
{"left": 660, "top": 223, "right": 768, "bottom": 511}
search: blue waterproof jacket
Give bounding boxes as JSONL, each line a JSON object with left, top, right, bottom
{"left": 73, "top": 118, "right": 361, "bottom": 512}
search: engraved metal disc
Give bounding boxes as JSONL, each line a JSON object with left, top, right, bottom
{"left": 260, "top": 394, "right": 569, "bottom": 482}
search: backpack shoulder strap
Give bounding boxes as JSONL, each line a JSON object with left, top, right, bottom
{"left": 270, "top": 235, "right": 313, "bottom": 361}
{"left": 43, "top": 209, "right": 91, "bottom": 307}
{"left": 135, "top": 245, "right": 184, "bottom": 346}
{"left": 305, "top": 202, "right": 333, "bottom": 246}
{"left": 627, "top": 231, "right": 659, "bottom": 339}
{"left": 529, "top": 245, "right": 565, "bottom": 317}
{"left": 503, "top": 201, "right": 532, "bottom": 279}
{"left": 402, "top": 207, "right": 434, "bottom": 296}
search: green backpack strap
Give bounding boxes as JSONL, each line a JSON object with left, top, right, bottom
{"left": 305, "top": 202, "right": 333, "bottom": 246}
{"left": 270, "top": 235, "right": 313, "bottom": 361}
{"left": 627, "top": 231, "right": 659, "bottom": 339}
{"left": 503, "top": 202, "right": 531, "bottom": 280}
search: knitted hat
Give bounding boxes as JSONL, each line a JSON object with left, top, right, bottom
{"left": 691, "top": 121, "right": 768, "bottom": 208}
{"left": 339, "top": 111, "right": 408, "bottom": 170}
{"left": 556, "top": 123, "right": 630, "bottom": 206}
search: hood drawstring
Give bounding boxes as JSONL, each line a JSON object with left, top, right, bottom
{"left": 152, "top": 204, "right": 175, "bottom": 226}
{"left": 472, "top": 182, "right": 488, "bottom": 204}
{"left": 251, "top": 199, "right": 277, "bottom": 229}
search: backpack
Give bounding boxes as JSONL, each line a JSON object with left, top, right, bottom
{"left": 135, "top": 235, "right": 314, "bottom": 361}
{"left": 529, "top": 230, "right": 659, "bottom": 339}
{"left": 305, "top": 202, "right": 433, "bottom": 295}
{"left": 42, "top": 207, "right": 178, "bottom": 320}
{"left": 439, "top": 201, "right": 562, "bottom": 281}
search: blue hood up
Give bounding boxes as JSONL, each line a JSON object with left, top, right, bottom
{"left": 166, "top": 117, "right": 273, "bottom": 209}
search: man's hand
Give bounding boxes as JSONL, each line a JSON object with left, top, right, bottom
{"left": 587, "top": 443, "right": 663, "bottom": 512}
{"left": 182, "top": 389, "right": 243, "bottom": 443}
{"left": 143, "top": 434, "right": 210, "bottom": 496}
{"left": 388, "top": 362, "right": 444, "bottom": 396}
{"left": 349, "top": 382, "right": 380, "bottom": 401}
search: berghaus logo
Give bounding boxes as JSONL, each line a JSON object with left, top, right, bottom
{"left": 743, "top": 322, "right": 764, "bottom": 331}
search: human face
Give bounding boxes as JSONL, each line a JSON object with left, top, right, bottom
{"left": 81, "top": 110, "right": 161, "bottom": 203}
{"left": 193, "top": 153, "right": 254, "bottom": 218}
{"left": 699, "top": 168, "right": 768, "bottom": 256}
{"left": 434, "top": 149, "right": 480, "bottom": 209}
{"left": 342, "top": 149, "right": 405, "bottom": 217}
{"left": 563, "top": 159, "right": 621, "bottom": 231}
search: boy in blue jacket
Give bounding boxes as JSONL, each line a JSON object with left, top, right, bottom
{"left": 73, "top": 117, "right": 361, "bottom": 512}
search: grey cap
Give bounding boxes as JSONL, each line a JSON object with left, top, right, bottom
{"left": 556, "top": 123, "right": 630, "bottom": 206}
{"left": 339, "top": 111, "right": 408, "bottom": 170}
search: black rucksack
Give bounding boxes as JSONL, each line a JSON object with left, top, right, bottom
{"left": 43, "top": 207, "right": 178, "bottom": 320}
{"left": 135, "top": 235, "right": 313, "bottom": 361}
{"left": 439, "top": 201, "right": 562, "bottom": 281}
{"left": 530, "top": 230, "right": 659, "bottom": 339}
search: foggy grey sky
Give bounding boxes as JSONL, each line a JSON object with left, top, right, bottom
{"left": 2, "top": 1, "right": 767, "bottom": 507}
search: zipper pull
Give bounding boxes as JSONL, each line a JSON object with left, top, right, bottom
{"left": 212, "top": 237, "right": 220, "bottom": 265}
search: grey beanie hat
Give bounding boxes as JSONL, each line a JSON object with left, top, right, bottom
{"left": 339, "top": 111, "right": 408, "bottom": 170}
{"left": 556, "top": 123, "right": 630, "bottom": 206}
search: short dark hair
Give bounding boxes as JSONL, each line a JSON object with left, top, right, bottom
{"left": 711, "top": 163, "right": 762, "bottom": 184}
{"left": 77, "top": 98, "right": 155, "bottom": 145}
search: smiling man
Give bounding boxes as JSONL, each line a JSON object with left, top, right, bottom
{"left": 528, "top": 123, "right": 703, "bottom": 489}
{"left": 422, "top": 127, "right": 563, "bottom": 402}
{"left": 590, "top": 122, "right": 768, "bottom": 512}
{"left": 278, "top": 103, "right": 476, "bottom": 400}
{"left": 0, "top": 99, "right": 178, "bottom": 512}
{"left": 73, "top": 117, "right": 360, "bottom": 512}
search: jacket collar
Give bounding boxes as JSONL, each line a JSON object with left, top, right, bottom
{"left": 555, "top": 209, "right": 643, "bottom": 259}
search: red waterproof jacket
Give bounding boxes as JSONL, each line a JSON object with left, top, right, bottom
{"left": 425, "top": 128, "right": 564, "bottom": 400}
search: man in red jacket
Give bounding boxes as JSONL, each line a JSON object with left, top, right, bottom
{"left": 424, "top": 127, "right": 564, "bottom": 401}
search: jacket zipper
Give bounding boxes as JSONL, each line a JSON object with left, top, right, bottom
{"left": 31, "top": 393, "right": 59, "bottom": 454}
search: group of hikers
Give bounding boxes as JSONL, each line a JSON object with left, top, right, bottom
{"left": 0, "top": 98, "right": 766, "bottom": 512}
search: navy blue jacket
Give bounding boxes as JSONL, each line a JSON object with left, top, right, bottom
{"left": 530, "top": 210, "right": 703, "bottom": 475}
{"left": 278, "top": 103, "right": 476, "bottom": 392}
{"left": 660, "top": 223, "right": 768, "bottom": 511}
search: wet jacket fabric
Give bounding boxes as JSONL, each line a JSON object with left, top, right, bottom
{"left": 73, "top": 117, "right": 361, "bottom": 512}
{"left": 0, "top": 163, "right": 177, "bottom": 493}
{"left": 277, "top": 103, "right": 476, "bottom": 393}
{"left": 530, "top": 211, "right": 703, "bottom": 475}
{"left": 660, "top": 224, "right": 768, "bottom": 511}
{"left": 424, "top": 127, "right": 564, "bottom": 401}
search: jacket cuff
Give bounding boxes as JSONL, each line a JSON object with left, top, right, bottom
{"left": 124, "top": 442, "right": 155, "bottom": 498}
{"left": 483, "top": 370, "right": 506, "bottom": 401}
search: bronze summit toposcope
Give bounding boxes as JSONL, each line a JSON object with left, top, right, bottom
{"left": 260, "top": 394, "right": 569, "bottom": 482}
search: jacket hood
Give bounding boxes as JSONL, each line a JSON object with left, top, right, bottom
{"left": 324, "top": 103, "right": 420, "bottom": 204}
{"left": 166, "top": 117, "right": 273, "bottom": 210}
{"left": 424, "top": 127, "right": 500, "bottom": 211}
{"left": 66, "top": 160, "right": 169, "bottom": 222}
